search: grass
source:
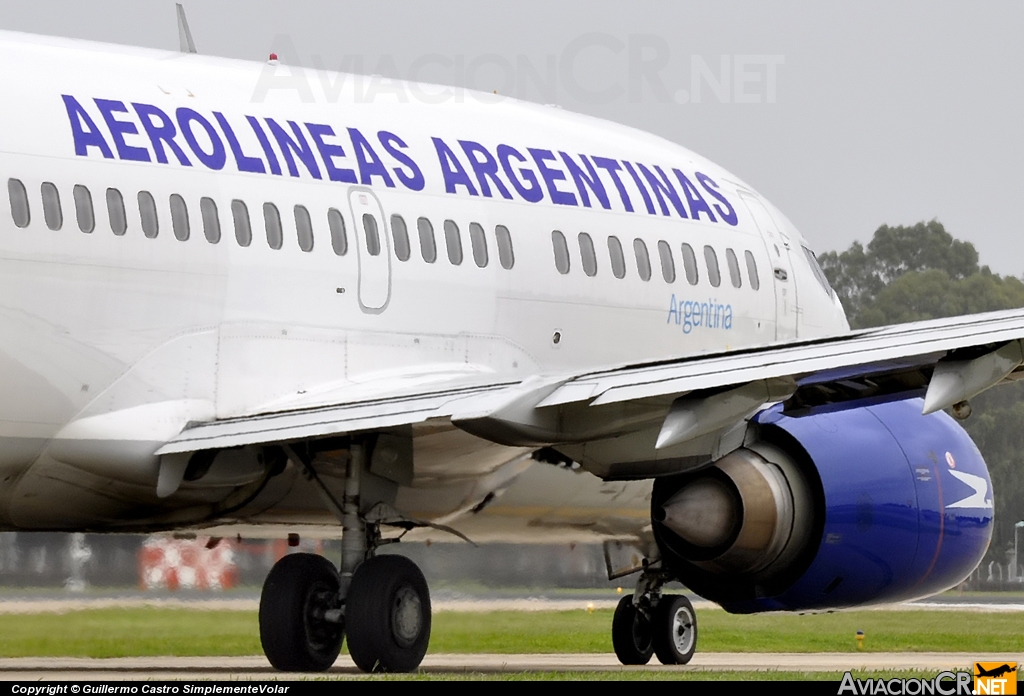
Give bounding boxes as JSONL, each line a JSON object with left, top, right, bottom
{"left": 0, "top": 607, "right": 1020, "bottom": 658}
{"left": 0, "top": 609, "right": 261, "bottom": 657}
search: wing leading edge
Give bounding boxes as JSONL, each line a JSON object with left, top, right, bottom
{"left": 541, "top": 307, "right": 1024, "bottom": 408}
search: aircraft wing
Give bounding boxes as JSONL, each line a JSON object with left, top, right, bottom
{"left": 156, "top": 308, "right": 1024, "bottom": 457}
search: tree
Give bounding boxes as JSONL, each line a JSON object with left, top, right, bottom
{"left": 819, "top": 220, "right": 980, "bottom": 328}
{"left": 857, "top": 267, "right": 1024, "bottom": 328}
{"left": 821, "top": 221, "right": 1024, "bottom": 572}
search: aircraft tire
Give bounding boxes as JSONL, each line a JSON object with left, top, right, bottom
{"left": 345, "top": 554, "right": 431, "bottom": 673}
{"left": 611, "top": 595, "right": 654, "bottom": 665}
{"left": 652, "top": 594, "right": 697, "bottom": 665}
{"left": 259, "top": 553, "right": 344, "bottom": 672}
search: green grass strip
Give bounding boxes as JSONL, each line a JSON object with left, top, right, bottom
{"left": 0, "top": 607, "right": 1019, "bottom": 658}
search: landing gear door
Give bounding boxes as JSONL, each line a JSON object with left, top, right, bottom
{"left": 739, "top": 192, "right": 798, "bottom": 342}
{"left": 348, "top": 187, "right": 392, "bottom": 314}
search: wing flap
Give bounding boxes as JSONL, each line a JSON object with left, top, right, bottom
{"left": 154, "top": 383, "right": 511, "bottom": 455}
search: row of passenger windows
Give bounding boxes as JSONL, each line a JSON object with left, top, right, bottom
{"left": 9, "top": 178, "right": 767, "bottom": 291}
{"left": 552, "top": 230, "right": 760, "bottom": 291}
{"left": 6, "top": 179, "right": 516, "bottom": 270}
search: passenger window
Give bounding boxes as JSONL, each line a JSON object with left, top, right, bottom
{"left": 633, "top": 238, "right": 651, "bottom": 281}
{"left": 552, "top": 230, "right": 570, "bottom": 274}
{"left": 444, "top": 219, "right": 463, "bottom": 265}
{"left": 579, "top": 232, "right": 597, "bottom": 277}
{"left": 745, "top": 250, "right": 760, "bottom": 290}
{"left": 495, "top": 225, "right": 514, "bottom": 269}
{"left": 8, "top": 179, "right": 29, "bottom": 228}
{"left": 106, "top": 188, "right": 126, "bottom": 236}
{"left": 139, "top": 191, "right": 159, "bottom": 238}
{"left": 200, "top": 198, "right": 220, "bottom": 244}
{"left": 232, "top": 200, "right": 252, "bottom": 247}
{"left": 726, "top": 248, "right": 742, "bottom": 288}
{"left": 328, "top": 208, "right": 347, "bottom": 255}
{"left": 608, "top": 236, "right": 626, "bottom": 279}
{"left": 362, "top": 214, "right": 381, "bottom": 256}
{"left": 73, "top": 185, "right": 94, "bottom": 233}
{"left": 392, "top": 215, "right": 410, "bottom": 261}
{"left": 704, "top": 245, "right": 721, "bottom": 287}
{"left": 681, "top": 243, "right": 699, "bottom": 285}
{"left": 170, "top": 194, "right": 189, "bottom": 241}
{"left": 41, "top": 182, "right": 62, "bottom": 231}
{"left": 469, "top": 222, "right": 489, "bottom": 268}
{"left": 295, "top": 205, "right": 314, "bottom": 252}
{"left": 418, "top": 218, "right": 436, "bottom": 263}
{"left": 658, "top": 240, "right": 675, "bottom": 283}
{"left": 264, "top": 203, "right": 283, "bottom": 250}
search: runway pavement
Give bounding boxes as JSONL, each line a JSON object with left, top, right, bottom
{"left": 1, "top": 653, "right": 1018, "bottom": 680}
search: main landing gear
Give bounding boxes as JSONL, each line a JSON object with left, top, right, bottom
{"left": 258, "top": 442, "right": 431, "bottom": 673}
{"left": 259, "top": 551, "right": 431, "bottom": 673}
{"left": 611, "top": 566, "right": 697, "bottom": 666}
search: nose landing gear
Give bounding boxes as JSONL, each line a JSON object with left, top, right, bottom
{"left": 611, "top": 566, "right": 698, "bottom": 666}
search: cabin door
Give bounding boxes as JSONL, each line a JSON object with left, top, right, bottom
{"left": 738, "top": 192, "right": 798, "bottom": 341}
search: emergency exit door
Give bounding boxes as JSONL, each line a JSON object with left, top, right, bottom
{"left": 348, "top": 187, "right": 392, "bottom": 313}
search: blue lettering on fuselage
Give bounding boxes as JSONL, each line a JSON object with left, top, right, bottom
{"left": 667, "top": 294, "right": 734, "bottom": 334}
{"left": 60, "top": 94, "right": 740, "bottom": 226}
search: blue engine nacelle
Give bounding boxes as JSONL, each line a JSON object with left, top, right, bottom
{"left": 652, "top": 397, "right": 993, "bottom": 613}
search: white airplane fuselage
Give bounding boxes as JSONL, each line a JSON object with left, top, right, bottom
{"left": 0, "top": 31, "right": 848, "bottom": 539}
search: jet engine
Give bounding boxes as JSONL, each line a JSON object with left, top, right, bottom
{"left": 652, "top": 397, "right": 993, "bottom": 613}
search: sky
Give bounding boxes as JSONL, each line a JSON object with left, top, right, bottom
{"left": 3, "top": 0, "right": 1022, "bottom": 274}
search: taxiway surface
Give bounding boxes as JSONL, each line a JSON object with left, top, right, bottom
{"left": 1, "top": 653, "right": 1019, "bottom": 680}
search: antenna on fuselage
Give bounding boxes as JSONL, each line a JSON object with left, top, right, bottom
{"left": 176, "top": 3, "right": 198, "bottom": 54}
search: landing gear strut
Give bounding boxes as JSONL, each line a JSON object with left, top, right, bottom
{"left": 611, "top": 565, "right": 698, "bottom": 666}
{"left": 258, "top": 441, "right": 432, "bottom": 673}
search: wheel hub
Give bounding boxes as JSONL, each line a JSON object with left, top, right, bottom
{"left": 304, "top": 582, "right": 342, "bottom": 650}
{"left": 671, "top": 605, "right": 695, "bottom": 654}
{"left": 391, "top": 584, "right": 423, "bottom": 647}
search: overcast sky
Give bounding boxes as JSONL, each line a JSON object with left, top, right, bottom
{"left": 3, "top": 1, "right": 1022, "bottom": 274}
